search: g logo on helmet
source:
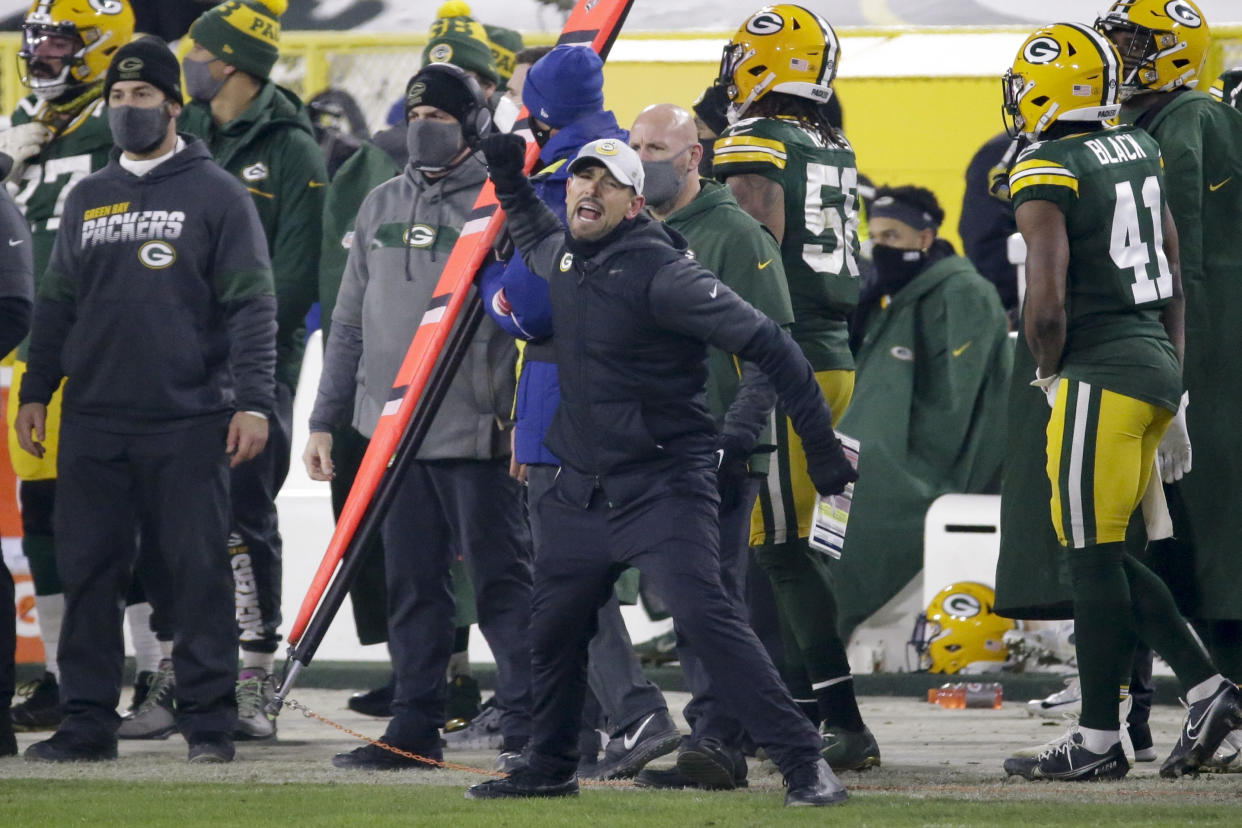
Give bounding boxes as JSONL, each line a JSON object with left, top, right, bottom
{"left": 117, "top": 57, "right": 144, "bottom": 73}
{"left": 1165, "top": 0, "right": 1202, "bottom": 27}
{"left": 745, "top": 10, "right": 785, "bottom": 35}
{"left": 404, "top": 224, "right": 436, "bottom": 248}
{"left": 139, "top": 240, "right": 176, "bottom": 270}
{"left": 89, "top": 0, "right": 125, "bottom": 13}
{"left": 943, "top": 591, "right": 983, "bottom": 619}
{"left": 1023, "top": 37, "right": 1062, "bottom": 65}
{"left": 429, "top": 43, "right": 453, "bottom": 63}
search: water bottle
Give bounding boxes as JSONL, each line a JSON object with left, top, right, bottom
{"left": 927, "top": 682, "right": 1003, "bottom": 709}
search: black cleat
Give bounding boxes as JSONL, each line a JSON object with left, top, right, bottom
{"left": 10, "top": 672, "right": 62, "bottom": 732}
{"left": 346, "top": 676, "right": 395, "bottom": 718}
{"left": 1161, "top": 681, "right": 1242, "bottom": 778}
{"left": 676, "top": 740, "right": 749, "bottom": 790}
{"left": 24, "top": 730, "right": 117, "bottom": 763}
{"left": 820, "top": 724, "right": 881, "bottom": 771}
{"left": 465, "top": 766, "right": 579, "bottom": 799}
{"left": 331, "top": 742, "right": 441, "bottom": 770}
{"left": 1003, "top": 728, "right": 1129, "bottom": 781}
{"left": 783, "top": 758, "right": 848, "bottom": 806}
{"left": 592, "top": 710, "right": 681, "bottom": 780}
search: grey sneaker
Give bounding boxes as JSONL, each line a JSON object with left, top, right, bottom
{"left": 442, "top": 700, "right": 503, "bottom": 751}
{"left": 118, "top": 658, "right": 176, "bottom": 740}
{"left": 234, "top": 668, "right": 277, "bottom": 741}
{"left": 188, "top": 735, "right": 235, "bottom": 764}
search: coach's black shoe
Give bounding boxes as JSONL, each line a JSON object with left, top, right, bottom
{"left": 24, "top": 730, "right": 117, "bottom": 763}
{"left": 346, "top": 675, "right": 395, "bottom": 718}
{"left": 465, "top": 766, "right": 579, "bottom": 799}
{"left": 676, "top": 740, "right": 749, "bottom": 789}
{"left": 331, "top": 742, "right": 441, "bottom": 770}
{"left": 188, "top": 734, "right": 235, "bottom": 764}
{"left": 592, "top": 710, "right": 681, "bottom": 780}
{"left": 1161, "top": 681, "right": 1242, "bottom": 778}
{"left": 783, "top": 758, "right": 848, "bottom": 806}
{"left": 1003, "top": 728, "right": 1128, "bottom": 781}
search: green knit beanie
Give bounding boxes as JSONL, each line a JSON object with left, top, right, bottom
{"left": 189, "top": 0, "right": 284, "bottom": 80}
{"left": 483, "top": 25, "right": 524, "bottom": 91}
{"left": 421, "top": 15, "right": 499, "bottom": 88}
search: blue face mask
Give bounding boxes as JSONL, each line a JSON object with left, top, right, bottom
{"left": 183, "top": 56, "right": 226, "bottom": 103}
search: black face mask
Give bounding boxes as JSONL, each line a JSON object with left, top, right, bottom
{"left": 108, "top": 104, "right": 172, "bottom": 155}
{"left": 871, "top": 244, "right": 928, "bottom": 295}
{"left": 697, "top": 137, "right": 716, "bottom": 176}
{"left": 530, "top": 120, "right": 553, "bottom": 149}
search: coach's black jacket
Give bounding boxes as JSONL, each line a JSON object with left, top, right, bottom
{"left": 494, "top": 175, "right": 840, "bottom": 506}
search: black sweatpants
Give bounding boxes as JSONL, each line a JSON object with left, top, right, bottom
{"left": 380, "top": 458, "right": 533, "bottom": 750}
{"left": 526, "top": 466, "right": 822, "bottom": 780}
{"left": 1, "top": 552, "right": 13, "bottom": 715}
{"left": 55, "top": 416, "right": 235, "bottom": 744}
{"left": 228, "top": 382, "right": 292, "bottom": 654}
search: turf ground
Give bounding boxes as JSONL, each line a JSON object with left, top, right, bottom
{"left": 3, "top": 690, "right": 1240, "bottom": 825}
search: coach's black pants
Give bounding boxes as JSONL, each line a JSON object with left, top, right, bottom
{"left": 55, "top": 416, "right": 235, "bottom": 745}
{"left": 380, "top": 458, "right": 533, "bottom": 750}
{"left": 526, "top": 466, "right": 822, "bottom": 780}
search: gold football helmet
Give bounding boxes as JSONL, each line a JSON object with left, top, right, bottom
{"left": 717, "top": 4, "right": 839, "bottom": 122}
{"left": 1002, "top": 22, "right": 1122, "bottom": 139}
{"left": 909, "top": 582, "right": 1015, "bottom": 674}
{"left": 1095, "top": 0, "right": 1210, "bottom": 99}
{"left": 19, "top": 0, "right": 135, "bottom": 101}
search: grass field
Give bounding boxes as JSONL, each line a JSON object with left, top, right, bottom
{"left": 3, "top": 778, "right": 1242, "bottom": 826}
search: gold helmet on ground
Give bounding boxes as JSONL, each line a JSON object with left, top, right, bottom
{"left": 1095, "top": 0, "right": 1211, "bottom": 99}
{"left": 909, "top": 582, "right": 1015, "bottom": 674}
{"left": 1002, "top": 22, "right": 1122, "bottom": 140}
{"left": 717, "top": 4, "right": 839, "bottom": 123}
{"left": 19, "top": 0, "right": 135, "bottom": 101}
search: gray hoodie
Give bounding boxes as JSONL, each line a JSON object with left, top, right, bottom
{"left": 310, "top": 153, "right": 515, "bottom": 460}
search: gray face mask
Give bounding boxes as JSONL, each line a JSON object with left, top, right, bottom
{"left": 640, "top": 144, "right": 694, "bottom": 209}
{"left": 108, "top": 104, "right": 171, "bottom": 155}
{"left": 407, "top": 119, "right": 465, "bottom": 174}
{"left": 183, "top": 57, "right": 226, "bottom": 103}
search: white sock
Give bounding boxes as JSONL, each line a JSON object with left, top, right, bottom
{"left": 126, "top": 603, "right": 162, "bottom": 674}
{"left": 1187, "top": 674, "right": 1227, "bottom": 706}
{"left": 33, "top": 593, "right": 64, "bottom": 680}
{"left": 241, "top": 651, "right": 275, "bottom": 674}
{"left": 1078, "top": 726, "right": 1120, "bottom": 754}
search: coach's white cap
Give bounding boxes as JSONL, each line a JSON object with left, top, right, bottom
{"left": 568, "top": 138, "right": 645, "bottom": 196}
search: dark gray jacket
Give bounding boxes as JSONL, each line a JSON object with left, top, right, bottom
{"left": 495, "top": 178, "right": 839, "bottom": 500}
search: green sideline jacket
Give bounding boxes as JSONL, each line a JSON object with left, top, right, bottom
{"left": 832, "top": 253, "right": 1010, "bottom": 636}
{"left": 180, "top": 82, "right": 328, "bottom": 391}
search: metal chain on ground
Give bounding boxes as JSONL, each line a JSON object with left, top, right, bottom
{"left": 281, "top": 697, "right": 642, "bottom": 787}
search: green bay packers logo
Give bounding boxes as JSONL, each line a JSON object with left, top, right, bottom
{"left": 943, "top": 592, "right": 983, "bottom": 619}
{"left": 117, "top": 57, "right": 144, "bottom": 73}
{"left": 595, "top": 140, "right": 619, "bottom": 156}
{"left": 559, "top": 252, "right": 574, "bottom": 272}
{"left": 89, "top": 0, "right": 125, "bottom": 14}
{"left": 404, "top": 223, "right": 436, "bottom": 248}
{"left": 241, "top": 162, "right": 269, "bottom": 183}
{"left": 139, "top": 240, "right": 176, "bottom": 269}
{"left": 1023, "top": 37, "right": 1061, "bottom": 65}
{"left": 429, "top": 43, "right": 453, "bottom": 63}
{"left": 1165, "top": 0, "right": 1202, "bottom": 27}
{"left": 746, "top": 10, "right": 784, "bottom": 35}
{"left": 890, "top": 345, "right": 914, "bottom": 361}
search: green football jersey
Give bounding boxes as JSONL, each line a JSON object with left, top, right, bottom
{"left": 1009, "top": 125, "right": 1180, "bottom": 411}
{"left": 713, "top": 115, "right": 860, "bottom": 371}
{"left": 10, "top": 95, "right": 113, "bottom": 286}
{"left": 1209, "top": 68, "right": 1242, "bottom": 110}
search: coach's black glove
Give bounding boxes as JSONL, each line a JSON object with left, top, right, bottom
{"left": 804, "top": 436, "right": 857, "bottom": 496}
{"left": 480, "top": 132, "right": 529, "bottom": 196}
{"left": 715, "top": 434, "right": 752, "bottom": 513}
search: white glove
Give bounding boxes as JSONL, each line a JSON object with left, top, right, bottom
{"left": 1031, "top": 369, "right": 1060, "bottom": 409}
{"left": 0, "top": 122, "right": 52, "bottom": 183}
{"left": 1158, "top": 391, "right": 1191, "bottom": 483}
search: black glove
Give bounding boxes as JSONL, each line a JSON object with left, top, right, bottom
{"left": 804, "top": 437, "right": 858, "bottom": 496}
{"left": 715, "top": 434, "right": 752, "bottom": 514}
{"left": 693, "top": 82, "right": 730, "bottom": 137}
{"left": 480, "top": 132, "right": 529, "bottom": 196}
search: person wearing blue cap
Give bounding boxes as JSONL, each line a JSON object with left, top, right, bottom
{"left": 476, "top": 44, "right": 679, "bottom": 780}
